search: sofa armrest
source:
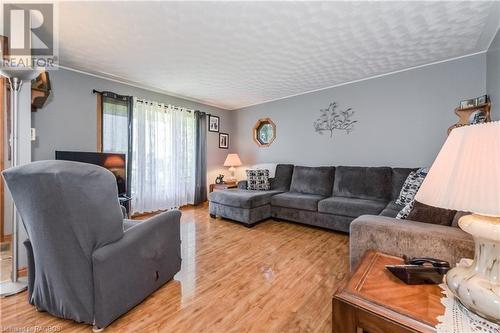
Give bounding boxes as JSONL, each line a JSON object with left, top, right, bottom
{"left": 92, "top": 210, "right": 181, "bottom": 328}
{"left": 349, "top": 215, "right": 474, "bottom": 271}
{"left": 237, "top": 180, "right": 248, "bottom": 189}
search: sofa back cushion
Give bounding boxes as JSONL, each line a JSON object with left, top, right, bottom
{"left": 289, "top": 166, "right": 335, "bottom": 196}
{"left": 271, "top": 164, "right": 294, "bottom": 191}
{"left": 333, "top": 166, "right": 392, "bottom": 201}
{"left": 391, "top": 168, "right": 417, "bottom": 200}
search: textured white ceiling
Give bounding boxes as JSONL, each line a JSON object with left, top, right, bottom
{"left": 58, "top": 1, "right": 499, "bottom": 110}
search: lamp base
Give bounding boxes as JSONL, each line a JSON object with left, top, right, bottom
{"left": 445, "top": 214, "right": 500, "bottom": 323}
{"left": 0, "top": 278, "right": 28, "bottom": 298}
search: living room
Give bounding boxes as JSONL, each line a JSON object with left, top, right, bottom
{"left": 1, "top": 1, "right": 500, "bottom": 332}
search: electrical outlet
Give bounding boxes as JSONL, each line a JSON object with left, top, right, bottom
{"left": 30, "top": 128, "right": 36, "bottom": 141}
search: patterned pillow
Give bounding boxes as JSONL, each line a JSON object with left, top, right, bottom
{"left": 396, "top": 200, "right": 414, "bottom": 219}
{"left": 395, "top": 168, "right": 428, "bottom": 206}
{"left": 246, "top": 169, "right": 270, "bottom": 190}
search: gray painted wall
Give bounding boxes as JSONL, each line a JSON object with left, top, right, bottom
{"left": 487, "top": 28, "right": 500, "bottom": 119}
{"left": 232, "top": 54, "right": 486, "bottom": 175}
{"left": 32, "top": 68, "right": 236, "bottom": 186}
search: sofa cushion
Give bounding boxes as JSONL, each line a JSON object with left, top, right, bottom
{"left": 391, "top": 168, "right": 417, "bottom": 200}
{"left": 270, "top": 164, "right": 294, "bottom": 191}
{"left": 406, "top": 200, "right": 457, "bottom": 226}
{"left": 333, "top": 166, "right": 392, "bottom": 201}
{"left": 289, "top": 166, "right": 335, "bottom": 196}
{"left": 380, "top": 200, "right": 405, "bottom": 218}
{"left": 318, "top": 196, "right": 387, "bottom": 217}
{"left": 271, "top": 192, "right": 326, "bottom": 211}
{"left": 246, "top": 169, "right": 270, "bottom": 190}
{"left": 209, "top": 189, "right": 282, "bottom": 209}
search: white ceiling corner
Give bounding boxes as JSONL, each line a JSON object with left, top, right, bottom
{"left": 58, "top": 1, "right": 499, "bottom": 110}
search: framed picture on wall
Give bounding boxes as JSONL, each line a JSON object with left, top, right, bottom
{"left": 219, "top": 133, "right": 229, "bottom": 149}
{"left": 208, "top": 115, "right": 220, "bottom": 132}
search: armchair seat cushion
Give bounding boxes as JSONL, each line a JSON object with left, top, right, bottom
{"left": 318, "top": 196, "right": 387, "bottom": 217}
{"left": 271, "top": 192, "right": 326, "bottom": 211}
{"left": 209, "top": 189, "right": 282, "bottom": 209}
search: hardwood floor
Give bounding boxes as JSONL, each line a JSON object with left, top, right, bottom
{"left": 0, "top": 204, "right": 349, "bottom": 332}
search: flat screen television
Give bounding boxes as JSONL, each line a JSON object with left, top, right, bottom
{"left": 55, "top": 151, "right": 127, "bottom": 195}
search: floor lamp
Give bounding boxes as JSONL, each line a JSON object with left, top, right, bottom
{"left": 0, "top": 68, "right": 40, "bottom": 297}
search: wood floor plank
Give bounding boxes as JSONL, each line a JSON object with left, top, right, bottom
{"left": 0, "top": 204, "right": 349, "bottom": 332}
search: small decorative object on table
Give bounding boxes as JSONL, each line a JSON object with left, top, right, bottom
{"left": 215, "top": 174, "right": 224, "bottom": 184}
{"left": 385, "top": 256, "right": 450, "bottom": 285}
{"left": 416, "top": 121, "right": 500, "bottom": 323}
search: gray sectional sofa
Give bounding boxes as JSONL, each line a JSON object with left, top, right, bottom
{"left": 209, "top": 163, "right": 476, "bottom": 272}
{"left": 209, "top": 164, "right": 415, "bottom": 232}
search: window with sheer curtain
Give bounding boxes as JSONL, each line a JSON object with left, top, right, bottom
{"left": 130, "top": 98, "right": 196, "bottom": 213}
{"left": 102, "top": 96, "right": 129, "bottom": 154}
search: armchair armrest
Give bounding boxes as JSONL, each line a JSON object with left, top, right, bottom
{"left": 92, "top": 210, "right": 181, "bottom": 328}
{"left": 349, "top": 215, "right": 474, "bottom": 271}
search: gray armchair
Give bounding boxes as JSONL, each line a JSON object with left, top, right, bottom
{"left": 3, "top": 160, "right": 181, "bottom": 330}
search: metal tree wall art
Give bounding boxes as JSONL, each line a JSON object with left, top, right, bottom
{"left": 313, "top": 102, "right": 357, "bottom": 138}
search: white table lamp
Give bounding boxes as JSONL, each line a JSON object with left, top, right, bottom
{"left": 415, "top": 121, "right": 500, "bottom": 322}
{"left": 224, "top": 153, "right": 242, "bottom": 181}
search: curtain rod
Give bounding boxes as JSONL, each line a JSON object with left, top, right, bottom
{"left": 92, "top": 89, "right": 210, "bottom": 116}
{"left": 92, "top": 89, "right": 131, "bottom": 101}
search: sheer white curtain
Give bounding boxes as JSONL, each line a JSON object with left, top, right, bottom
{"left": 131, "top": 98, "right": 196, "bottom": 213}
{"left": 102, "top": 97, "right": 129, "bottom": 154}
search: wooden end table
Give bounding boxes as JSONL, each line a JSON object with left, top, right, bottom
{"left": 209, "top": 181, "right": 237, "bottom": 193}
{"left": 332, "top": 251, "right": 445, "bottom": 333}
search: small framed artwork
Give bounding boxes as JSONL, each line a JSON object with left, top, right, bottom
{"left": 208, "top": 115, "right": 220, "bottom": 132}
{"left": 459, "top": 98, "right": 476, "bottom": 109}
{"left": 219, "top": 133, "right": 229, "bottom": 149}
{"left": 475, "top": 95, "right": 488, "bottom": 106}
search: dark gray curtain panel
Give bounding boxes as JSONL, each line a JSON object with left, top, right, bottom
{"left": 194, "top": 111, "right": 208, "bottom": 204}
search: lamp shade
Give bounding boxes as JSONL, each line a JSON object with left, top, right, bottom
{"left": 104, "top": 155, "right": 125, "bottom": 169}
{"left": 224, "top": 153, "right": 242, "bottom": 167}
{"left": 415, "top": 121, "right": 500, "bottom": 216}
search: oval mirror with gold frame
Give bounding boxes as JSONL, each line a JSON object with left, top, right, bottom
{"left": 253, "top": 118, "right": 276, "bottom": 147}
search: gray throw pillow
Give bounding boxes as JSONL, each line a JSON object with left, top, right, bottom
{"left": 246, "top": 169, "right": 270, "bottom": 190}
{"left": 395, "top": 167, "right": 428, "bottom": 206}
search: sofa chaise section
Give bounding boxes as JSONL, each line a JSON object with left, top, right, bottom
{"left": 209, "top": 164, "right": 294, "bottom": 226}
{"left": 209, "top": 189, "right": 282, "bottom": 226}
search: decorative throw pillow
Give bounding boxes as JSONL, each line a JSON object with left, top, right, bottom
{"left": 395, "top": 167, "right": 428, "bottom": 206}
{"left": 396, "top": 200, "right": 414, "bottom": 219}
{"left": 406, "top": 200, "right": 457, "bottom": 226}
{"left": 246, "top": 169, "right": 270, "bottom": 190}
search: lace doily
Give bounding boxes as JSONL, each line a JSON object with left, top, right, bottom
{"left": 436, "top": 259, "right": 500, "bottom": 333}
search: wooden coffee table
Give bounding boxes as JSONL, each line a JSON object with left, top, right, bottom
{"left": 332, "top": 251, "right": 445, "bottom": 333}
